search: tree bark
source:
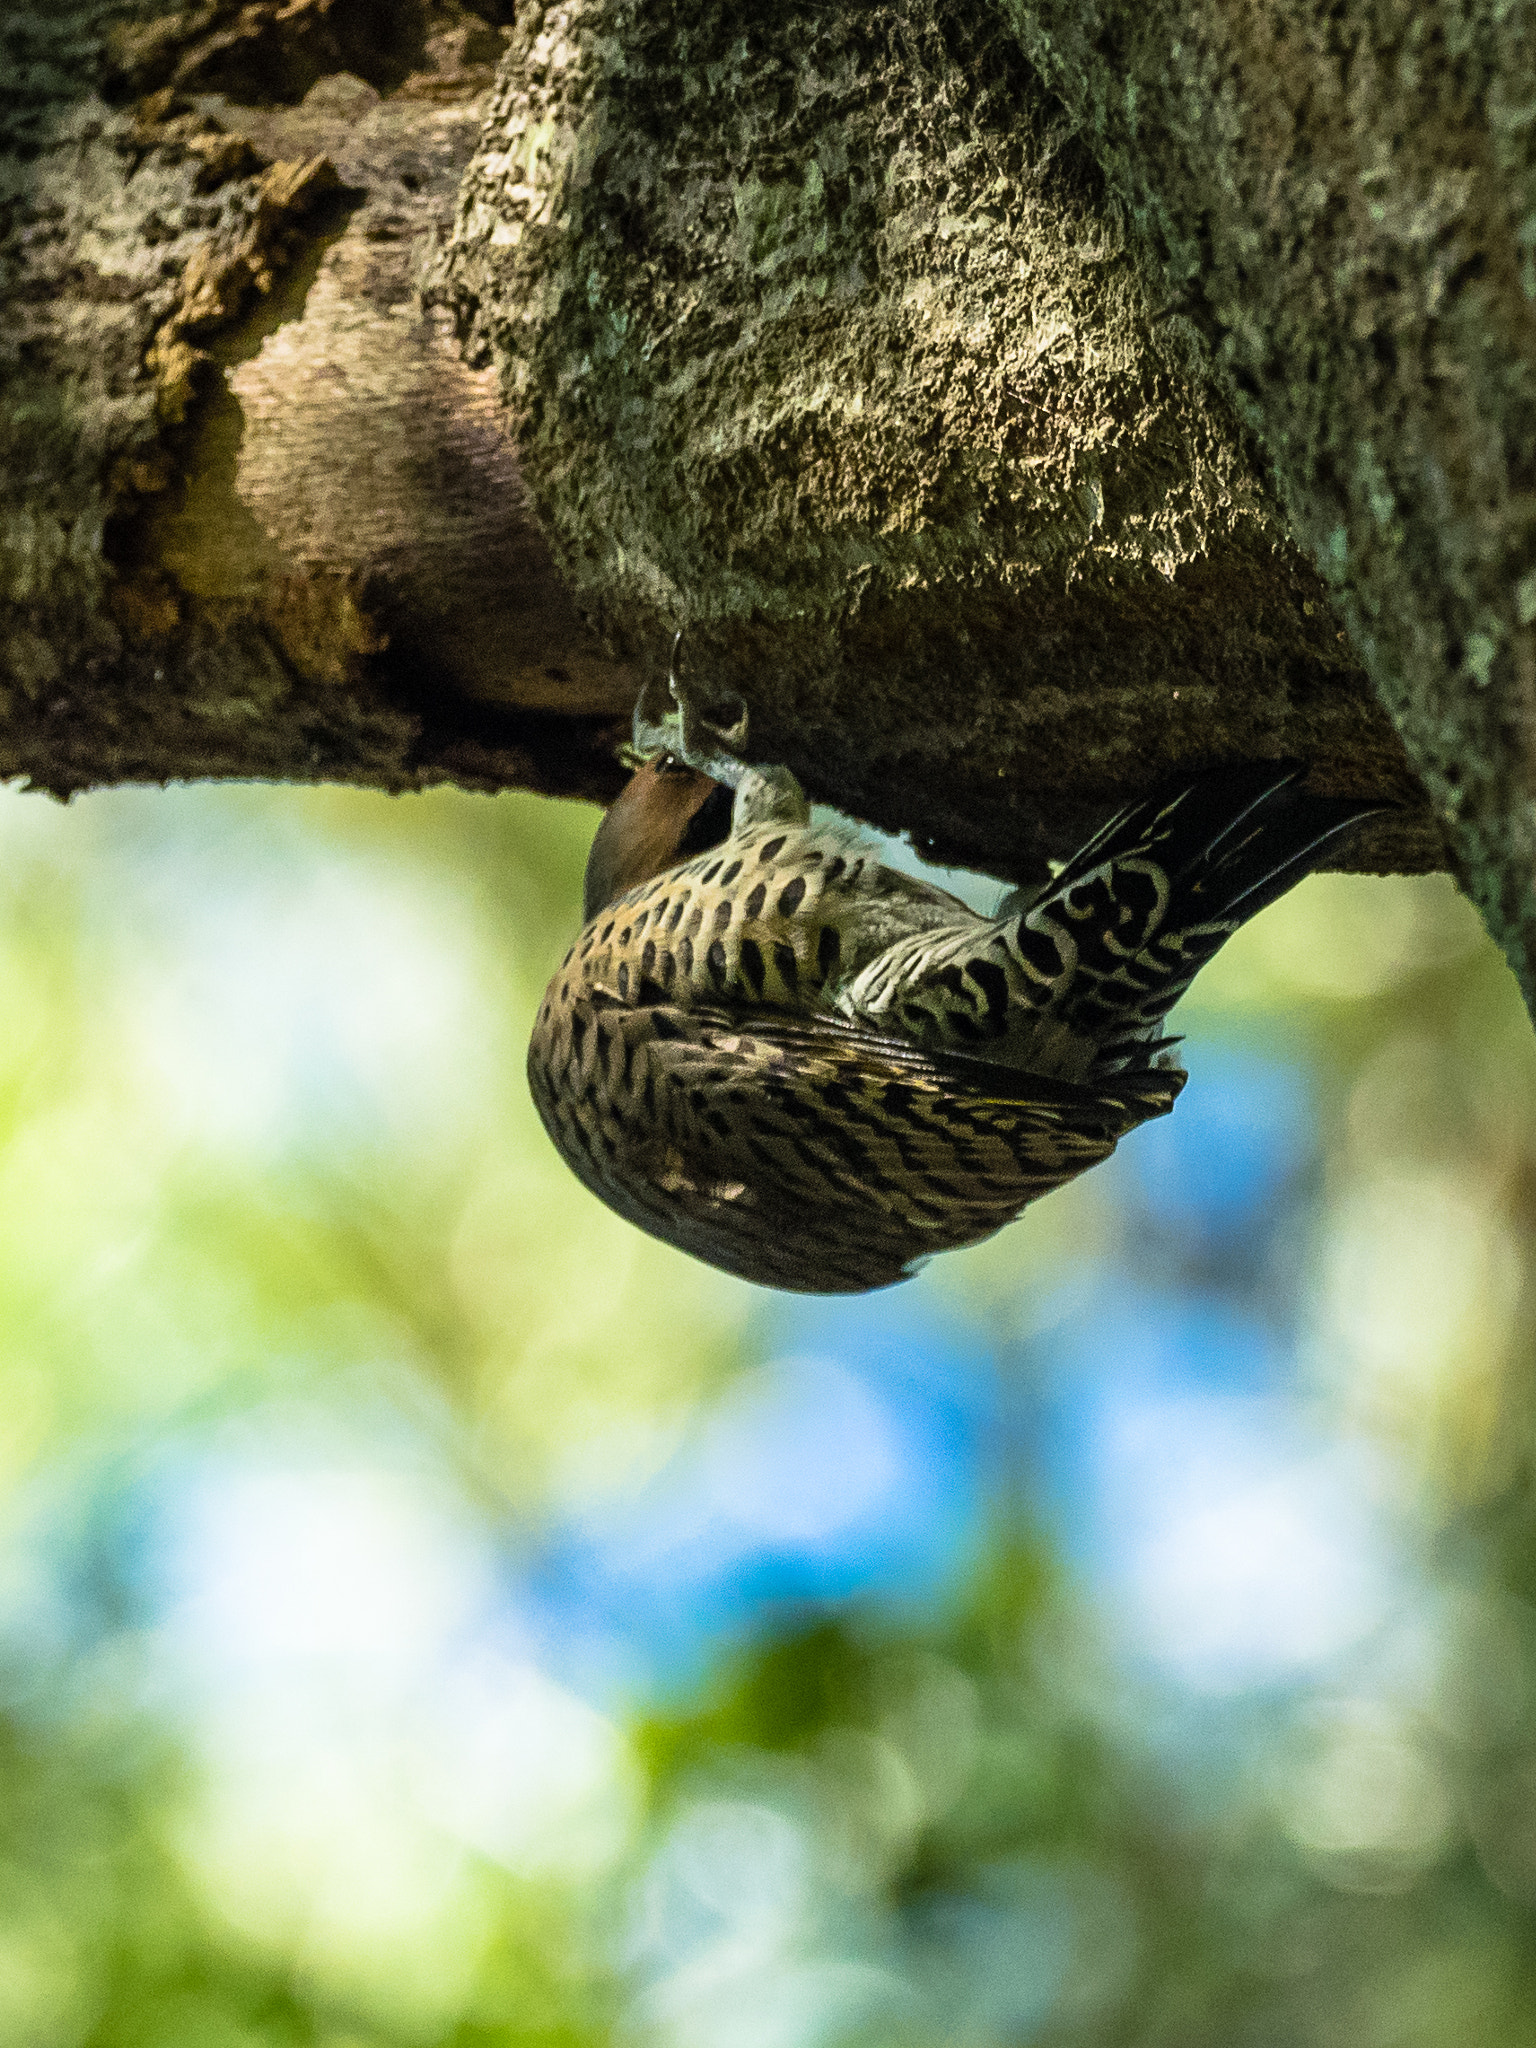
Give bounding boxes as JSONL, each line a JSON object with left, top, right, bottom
{"left": 2, "top": 0, "right": 635, "bottom": 806}
{"left": 12, "top": 1, "right": 1532, "bottom": 999}
{"left": 434, "top": 0, "right": 1440, "bottom": 888}
{"left": 998, "top": 0, "right": 1536, "bottom": 997}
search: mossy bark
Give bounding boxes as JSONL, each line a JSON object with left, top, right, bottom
{"left": 999, "top": 0, "right": 1536, "bottom": 1003}
{"left": 436, "top": 0, "right": 1439, "bottom": 889}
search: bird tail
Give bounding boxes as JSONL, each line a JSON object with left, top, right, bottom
{"left": 1019, "top": 764, "right": 1384, "bottom": 1048}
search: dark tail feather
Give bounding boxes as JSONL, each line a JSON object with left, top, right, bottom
{"left": 1153, "top": 764, "right": 1384, "bottom": 926}
{"left": 1054, "top": 763, "right": 1380, "bottom": 912}
{"left": 1036, "top": 764, "right": 1386, "bottom": 1040}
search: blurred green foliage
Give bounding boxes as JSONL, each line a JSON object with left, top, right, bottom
{"left": 0, "top": 778, "right": 1532, "bottom": 2047}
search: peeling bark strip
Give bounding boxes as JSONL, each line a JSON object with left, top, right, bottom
{"left": 1001, "top": 0, "right": 1536, "bottom": 997}
{"left": 437, "top": 0, "right": 1437, "bottom": 884}
{"left": 1, "top": 0, "right": 632, "bottom": 804}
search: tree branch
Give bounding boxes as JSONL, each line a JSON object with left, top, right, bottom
{"left": 2, "top": 0, "right": 633, "bottom": 805}
{"left": 436, "top": 0, "right": 1441, "bottom": 890}
{"left": 16, "top": 0, "right": 1526, "bottom": 1020}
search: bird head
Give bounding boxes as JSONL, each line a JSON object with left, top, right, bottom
{"left": 583, "top": 755, "right": 736, "bottom": 922}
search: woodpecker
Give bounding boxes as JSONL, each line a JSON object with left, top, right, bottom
{"left": 528, "top": 679, "right": 1380, "bottom": 1293}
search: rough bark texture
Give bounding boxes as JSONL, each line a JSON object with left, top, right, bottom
{"left": 1000, "top": 0, "right": 1536, "bottom": 1001}
{"left": 2, "top": 0, "right": 634, "bottom": 805}
{"left": 436, "top": 0, "right": 1437, "bottom": 884}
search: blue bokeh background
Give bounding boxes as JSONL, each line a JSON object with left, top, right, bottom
{"left": 0, "top": 780, "right": 1529, "bottom": 2047}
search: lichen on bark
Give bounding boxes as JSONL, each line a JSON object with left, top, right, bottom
{"left": 12, "top": 0, "right": 1531, "bottom": 1005}
{"left": 437, "top": 0, "right": 1434, "bottom": 884}
{"left": 1000, "top": 0, "right": 1536, "bottom": 994}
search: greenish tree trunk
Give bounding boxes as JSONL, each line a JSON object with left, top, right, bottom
{"left": 1001, "top": 0, "right": 1536, "bottom": 998}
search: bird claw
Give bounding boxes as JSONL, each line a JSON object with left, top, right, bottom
{"left": 631, "top": 672, "right": 683, "bottom": 760}
{"left": 630, "top": 635, "right": 751, "bottom": 787}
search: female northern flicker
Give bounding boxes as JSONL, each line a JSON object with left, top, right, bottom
{"left": 528, "top": 681, "right": 1379, "bottom": 1293}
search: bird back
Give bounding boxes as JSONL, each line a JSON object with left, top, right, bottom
{"left": 841, "top": 765, "right": 1382, "bottom": 1081}
{"left": 528, "top": 993, "right": 1182, "bottom": 1291}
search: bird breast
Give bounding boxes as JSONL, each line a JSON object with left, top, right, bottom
{"left": 546, "top": 818, "right": 970, "bottom": 1022}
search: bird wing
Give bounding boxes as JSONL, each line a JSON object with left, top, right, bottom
{"left": 528, "top": 994, "right": 1182, "bottom": 1294}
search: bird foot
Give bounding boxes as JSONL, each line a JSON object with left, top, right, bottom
{"left": 631, "top": 636, "right": 751, "bottom": 787}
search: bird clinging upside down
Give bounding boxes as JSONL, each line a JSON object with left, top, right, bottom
{"left": 527, "top": 678, "right": 1382, "bottom": 1294}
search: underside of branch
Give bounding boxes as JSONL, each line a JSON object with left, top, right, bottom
{"left": 436, "top": 1, "right": 1447, "bottom": 890}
